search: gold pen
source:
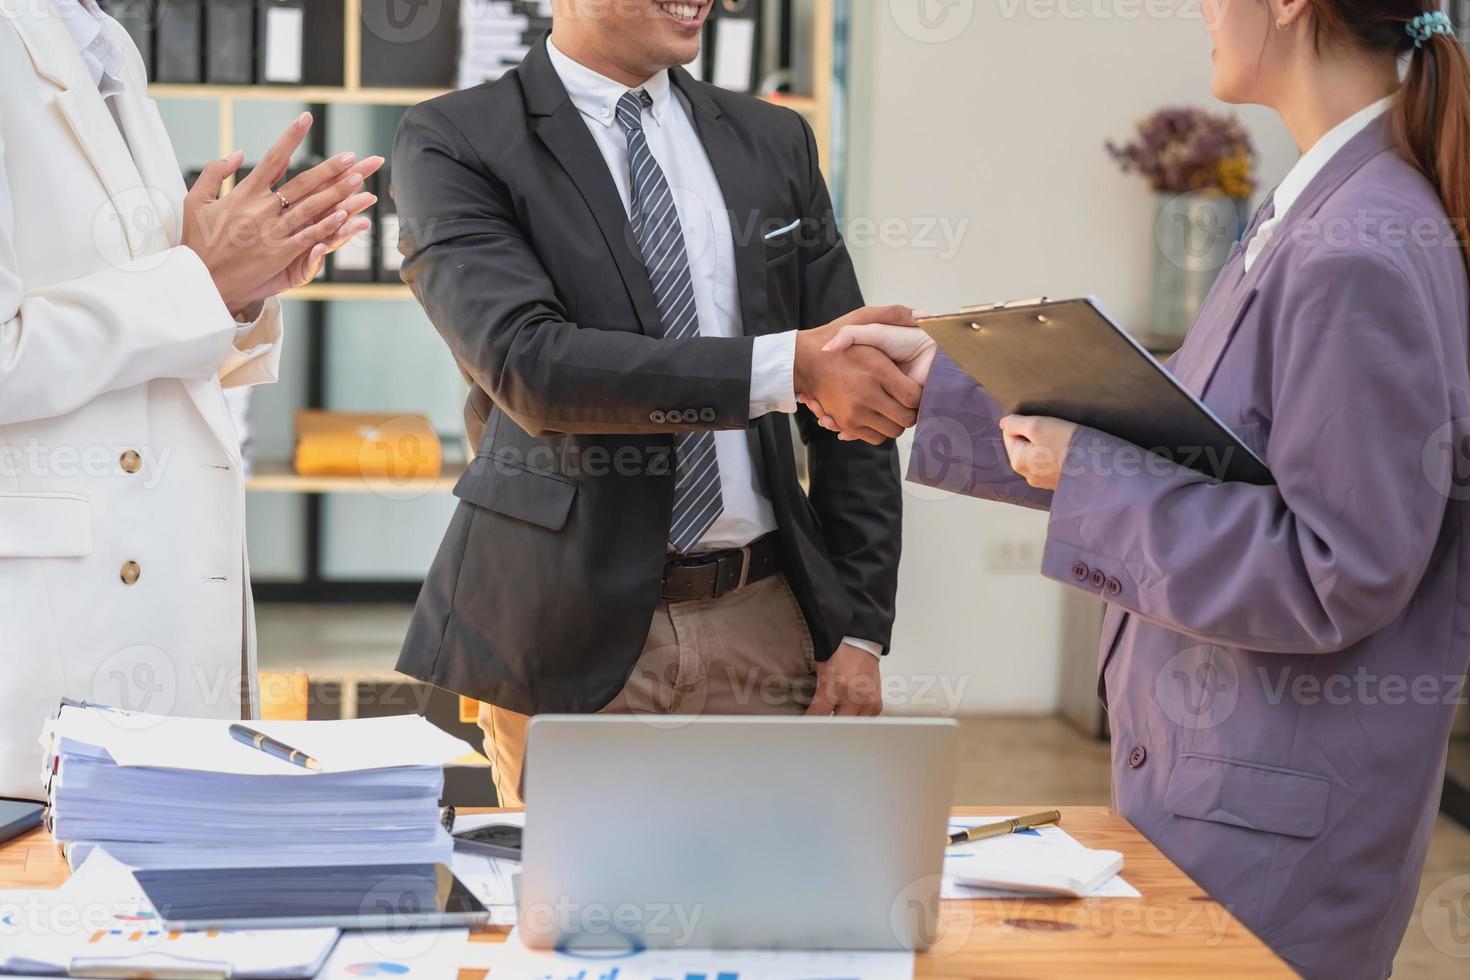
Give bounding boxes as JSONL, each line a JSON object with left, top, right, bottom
{"left": 947, "top": 809, "right": 1061, "bottom": 846}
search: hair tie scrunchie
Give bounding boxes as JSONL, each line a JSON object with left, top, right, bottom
{"left": 1406, "top": 10, "right": 1455, "bottom": 48}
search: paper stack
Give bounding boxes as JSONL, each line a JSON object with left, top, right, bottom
{"left": 458, "top": 0, "right": 554, "bottom": 89}
{"left": 41, "top": 703, "right": 473, "bottom": 871}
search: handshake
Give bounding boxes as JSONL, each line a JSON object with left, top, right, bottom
{"left": 793, "top": 305, "right": 938, "bottom": 445}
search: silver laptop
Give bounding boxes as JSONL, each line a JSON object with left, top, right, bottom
{"left": 518, "top": 715, "right": 959, "bottom": 952}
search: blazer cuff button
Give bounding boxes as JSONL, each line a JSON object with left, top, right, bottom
{"left": 650, "top": 410, "right": 667, "bottom": 424}
{"left": 699, "top": 408, "right": 716, "bottom": 423}
{"left": 1071, "top": 561, "right": 1089, "bottom": 581}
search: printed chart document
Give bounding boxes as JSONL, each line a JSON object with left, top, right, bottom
{"left": 497, "top": 930, "right": 916, "bottom": 980}
{"left": 942, "top": 817, "right": 1140, "bottom": 899}
{"left": 0, "top": 852, "right": 337, "bottom": 978}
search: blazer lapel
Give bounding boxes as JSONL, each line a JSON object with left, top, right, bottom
{"left": 10, "top": 4, "right": 154, "bottom": 258}
{"left": 520, "top": 40, "right": 664, "bottom": 338}
{"left": 672, "top": 68, "right": 768, "bottom": 340}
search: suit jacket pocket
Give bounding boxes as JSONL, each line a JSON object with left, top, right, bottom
{"left": 453, "top": 454, "right": 577, "bottom": 531}
{"left": 0, "top": 492, "right": 91, "bottom": 558}
{"left": 1164, "top": 752, "right": 1329, "bottom": 839}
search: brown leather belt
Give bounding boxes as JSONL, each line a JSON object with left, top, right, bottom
{"left": 661, "top": 533, "right": 783, "bottom": 603}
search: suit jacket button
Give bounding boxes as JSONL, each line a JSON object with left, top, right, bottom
{"left": 1128, "top": 745, "right": 1147, "bottom": 769}
{"left": 650, "top": 410, "right": 666, "bottom": 424}
{"left": 682, "top": 409, "right": 700, "bottom": 424}
{"left": 1071, "top": 561, "right": 1089, "bottom": 581}
{"left": 120, "top": 561, "right": 141, "bottom": 586}
{"left": 1088, "top": 568, "right": 1106, "bottom": 589}
{"left": 1105, "top": 577, "right": 1122, "bottom": 596}
{"left": 119, "top": 450, "right": 142, "bottom": 474}
{"left": 699, "top": 408, "right": 716, "bottom": 423}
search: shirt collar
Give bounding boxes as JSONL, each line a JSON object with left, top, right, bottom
{"left": 545, "top": 37, "right": 672, "bottom": 129}
{"left": 53, "top": 0, "right": 126, "bottom": 96}
{"left": 1271, "top": 95, "right": 1394, "bottom": 222}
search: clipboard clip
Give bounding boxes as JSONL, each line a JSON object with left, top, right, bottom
{"left": 959, "top": 297, "right": 1048, "bottom": 313}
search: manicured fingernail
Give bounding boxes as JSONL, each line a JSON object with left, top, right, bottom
{"left": 333, "top": 209, "right": 348, "bottom": 222}
{"left": 913, "top": 309, "right": 930, "bottom": 317}
{"left": 340, "top": 152, "right": 356, "bottom": 165}
{"left": 297, "top": 112, "right": 312, "bottom": 127}
{"left": 821, "top": 341, "right": 838, "bottom": 352}
{"left": 348, "top": 173, "right": 363, "bottom": 187}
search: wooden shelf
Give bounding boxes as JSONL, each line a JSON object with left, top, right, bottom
{"left": 284, "top": 282, "right": 414, "bottom": 302}
{"left": 247, "top": 459, "right": 465, "bottom": 495}
{"left": 152, "top": 83, "right": 820, "bottom": 115}
{"left": 149, "top": 83, "right": 447, "bottom": 105}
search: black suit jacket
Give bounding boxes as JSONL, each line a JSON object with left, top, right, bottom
{"left": 392, "top": 39, "right": 902, "bottom": 714}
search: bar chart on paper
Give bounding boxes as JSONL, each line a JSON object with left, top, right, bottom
{"left": 493, "top": 940, "right": 916, "bottom": 980}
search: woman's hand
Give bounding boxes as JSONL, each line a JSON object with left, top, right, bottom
{"left": 181, "top": 112, "right": 384, "bottom": 318}
{"left": 998, "top": 415, "right": 1079, "bottom": 491}
{"left": 796, "top": 318, "right": 936, "bottom": 441}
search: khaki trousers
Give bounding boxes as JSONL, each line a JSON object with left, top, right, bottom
{"left": 478, "top": 574, "right": 818, "bottom": 808}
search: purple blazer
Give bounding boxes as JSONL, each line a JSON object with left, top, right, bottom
{"left": 910, "top": 118, "right": 1470, "bottom": 979}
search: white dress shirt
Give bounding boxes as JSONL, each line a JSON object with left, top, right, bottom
{"left": 546, "top": 41, "right": 880, "bottom": 657}
{"left": 1244, "top": 96, "right": 1394, "bottom": 272}
{"left": 54, "top": 0, "right": 126, "bottom": 97}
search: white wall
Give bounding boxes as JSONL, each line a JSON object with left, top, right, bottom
{"left": 843, "top": 1, "right": 1300, "bottom": 714}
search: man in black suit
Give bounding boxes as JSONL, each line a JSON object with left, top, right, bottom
{"left": 393, "top": 0, "right": 919, "bottom": 805}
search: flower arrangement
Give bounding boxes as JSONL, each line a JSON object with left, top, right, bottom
{"left": 1107, "top": 107, "right": 1256, "bottom": 200}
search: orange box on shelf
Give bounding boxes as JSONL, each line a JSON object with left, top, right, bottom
{"left": 293, "top": 410, "right": 443, "bottom": 480}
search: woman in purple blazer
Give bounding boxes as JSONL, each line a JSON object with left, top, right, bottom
{"left": 807, "top": 1, "right": 1470, "bottom": 976}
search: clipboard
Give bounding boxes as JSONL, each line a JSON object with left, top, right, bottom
{"left": 919, "top": 297, "right": 1274, "bottom": 486}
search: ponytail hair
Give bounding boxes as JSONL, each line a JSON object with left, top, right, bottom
{"left": 1394, "top": 25, "right": 1470, "bottom": 267}
{"left": 1308, "top": 1, "right": 1470, "bottom": 269}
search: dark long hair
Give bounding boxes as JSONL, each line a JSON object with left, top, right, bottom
{"left": 1305, "top": 1, "right": 1470, "bottom": 268}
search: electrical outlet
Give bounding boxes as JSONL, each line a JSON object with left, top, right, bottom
{"left": 985, "top": 539, "right": 1043, "bottom": 573}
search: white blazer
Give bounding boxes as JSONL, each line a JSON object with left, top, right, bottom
{"left": 0, "top": 3, "right": 284, "bottom": 798}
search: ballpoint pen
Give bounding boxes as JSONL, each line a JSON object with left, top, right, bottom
{"left": 947, "top": 809, "right": 1061, "bottom": 846}
{"left": 228, "top": 724, "right": 320, "bottom": 771}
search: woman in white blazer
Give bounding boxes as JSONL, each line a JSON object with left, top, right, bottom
{"left": 0, "top": 1, "right": 381, "bottom": 798}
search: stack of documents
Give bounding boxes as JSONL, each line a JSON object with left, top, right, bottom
{"left": 458, "top": 0, "right": 554, "bottom": 89}
{"left": 41, "top": 703, "right": 473, "bottom": 871}
{"left": 942, "top": 816, "right": 1138, "bottom": 899}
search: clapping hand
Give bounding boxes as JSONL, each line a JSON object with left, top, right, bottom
{"left": 182, "top": 112, "right": 384, "bottom": 319}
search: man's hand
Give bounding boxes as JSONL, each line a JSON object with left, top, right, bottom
{"left": 998, "top": 415, "right": 1080, "bottom": 491}
{"left": 798, "top": 321, "right": 937, "bottom": 439}
{"left": 805, "top": 643, "right": 884, "bottom": 717}
{"left": 794, "top": 306, "right": 925, "bottom": 446}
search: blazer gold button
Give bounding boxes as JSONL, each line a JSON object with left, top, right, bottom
{"left": 650, "top": 410, "right": 666, "bottom": 424}
{"left": 1128, "top": 745, "right": 1147, "bottom": 769}
{"left": 119, "top": 561, "right": 141, "bottom": 585}
{"left": 1071, "top": 561, "right": 1089, "bottom": 581}
{"left": 119, "top": 450, "right": 142, "bottom": 474}
{"left": 699, "top": 408, "right": 716, "bottom": 423}
{"left": 1088, "top": 568, "right": 1106, "bottom": 589}
{"left": 1105, "top": 577, "right": 1123, "bottom": 596}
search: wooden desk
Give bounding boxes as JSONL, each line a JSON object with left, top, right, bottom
{"left": 0, "top": 805, "right": 1291, "bottom": 978}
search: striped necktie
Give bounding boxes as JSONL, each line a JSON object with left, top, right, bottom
{"left": 616, "top": 90, "right": 724, "bottom": 553}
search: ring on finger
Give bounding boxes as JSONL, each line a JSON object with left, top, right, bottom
{"left": 275, "top": 191, "right": 291, "bottom": 211}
